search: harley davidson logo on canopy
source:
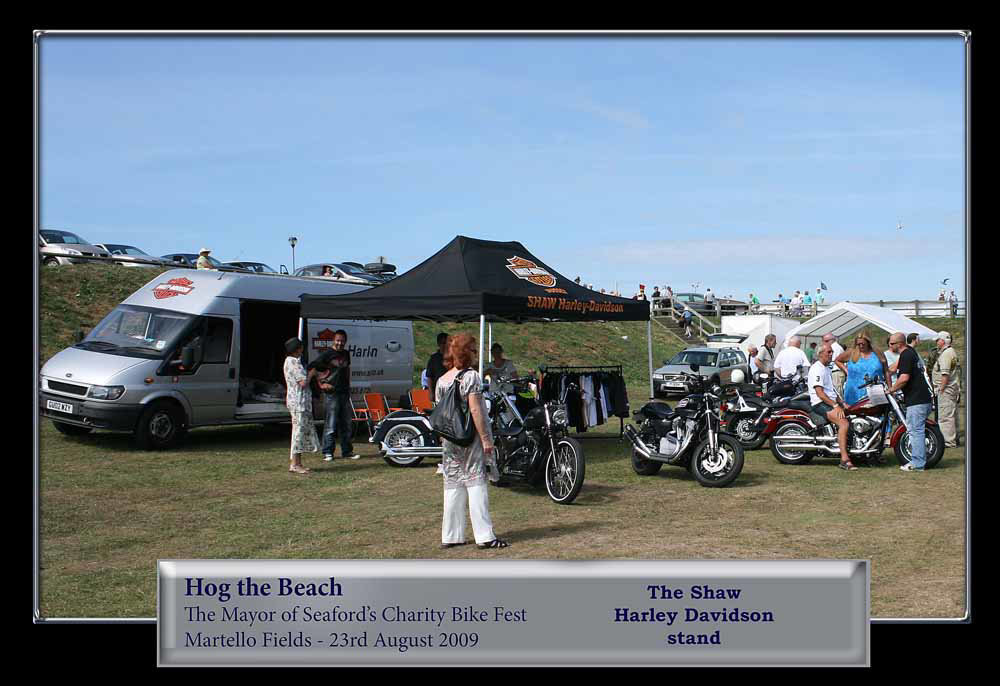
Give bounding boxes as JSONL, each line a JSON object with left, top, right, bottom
{"left": 506, "top": 256, "right": 557, "bottom": 288}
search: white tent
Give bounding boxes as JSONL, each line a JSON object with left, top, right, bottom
{"left": 783, "top": 301, "right": 938, "bottom": 350}
{"left": 722, "top": 314, "right": 801, "bottom": 354}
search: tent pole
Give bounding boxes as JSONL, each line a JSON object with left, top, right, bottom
{"left": 647, "top": 317, "right": 654, "bottom": 399}
{"left": 479, "top": 315, "right": 485, "bottom": 382}
{"left": 488, "top": 323, "right": 492, "bottom": 357}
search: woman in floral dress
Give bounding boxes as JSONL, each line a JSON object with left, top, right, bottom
{"left": 283, "top": 337, "right": 320, "bottom": 474}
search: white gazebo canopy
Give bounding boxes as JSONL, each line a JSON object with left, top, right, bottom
{"left": 783, "top": 301, "right": 939, "bottom": 348}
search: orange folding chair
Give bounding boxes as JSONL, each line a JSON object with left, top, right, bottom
{"left": 363, "top": 392, "right": 404, "bottom": 434}
{"left": 409, "top": 388, "right": 433, "bottom": 414}
{"left": 350, "top": 397, "right": 371, "bottom": 437}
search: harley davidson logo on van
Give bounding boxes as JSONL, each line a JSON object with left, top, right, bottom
{"left": 313, "top": 328, "right": 337, "bottom": 350}
{"left": 506, "top": 256, "right": 556, "bottom": 288}
{"left": 152, "top": 277, "right": 195, "bottom": 300}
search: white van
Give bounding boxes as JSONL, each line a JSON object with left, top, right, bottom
{"left": 39, "top": 270, "right": 414, "bottom": 449}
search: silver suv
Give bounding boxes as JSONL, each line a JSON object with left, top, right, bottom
{"left": 652, "top": 347, "right": 750, "bottom": 398}
{"left": 40, "top": 229, "right": 111, "bottom": 266}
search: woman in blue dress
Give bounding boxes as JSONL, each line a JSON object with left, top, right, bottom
{"left": 835, "top": 333, "right": 890, "bottom": 406}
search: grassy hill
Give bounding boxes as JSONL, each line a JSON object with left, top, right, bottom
{"left": 37, "top": 264, "right": 965, "bottom": 387}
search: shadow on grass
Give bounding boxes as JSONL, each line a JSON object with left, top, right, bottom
{"left": 500, "top": 520, "right": 610, "bottom": 543}
{"left": 493, "top": 481, "right": 625, "bottom": 506}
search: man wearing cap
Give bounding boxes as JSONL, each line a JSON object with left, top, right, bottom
{"left": 932, "top": 331, "right": 962, "bottom": 448}
{"left": 196, "top": 248, "right": 216, "bottom": 270}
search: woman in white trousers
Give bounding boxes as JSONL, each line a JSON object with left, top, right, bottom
{"left": 435, "top": 333, "right": 509, "bottom": 550}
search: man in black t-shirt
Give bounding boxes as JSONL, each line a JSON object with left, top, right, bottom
{"left": 886, "top": 332, "right": 933, "bottom": 471}
{"left": 427, "top": 332, "right": 450, "bottom": 397}
{"left": 310, "top": 329, "right": 360, "bottom": 462}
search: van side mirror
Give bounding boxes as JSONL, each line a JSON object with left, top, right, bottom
{"left": 181, "top": 346, "right": 197, "bottom": 369}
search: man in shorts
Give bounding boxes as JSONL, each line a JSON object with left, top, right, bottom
{"left": 808, "top": 344, "right": 855, "bottom": 471}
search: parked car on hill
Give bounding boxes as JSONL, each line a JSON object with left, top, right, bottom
{"left": 294, "top": 263, "right": 382, "bottom": 284}
{"left": 343, "top": 261, "right": 397, "bottom": 282}
{"left": 224, "top": 261, "right": 285, "bottom": 274}
{"left": 39, "top": 229, "right": 111, "bottom": 266}
{"left": 161, "top": 253, "right": 250, "bottom": 272}
{"left": 95, "top": 243, "right": 166, "bottom": 268}
{"left": 652, "top": 346, "right": 750, "bottom": 398}
{"left": 670, "top": 293, "right": 748, "bottom": 316}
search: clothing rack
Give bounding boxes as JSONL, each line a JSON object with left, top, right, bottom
{"left": 541, "top": 364, "right": 625, "bottom": 439}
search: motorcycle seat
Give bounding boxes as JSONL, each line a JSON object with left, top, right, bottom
{"left": 809, "top": 410, "right": 829, "bottom": 427}
{"left": 641, "top": 403, "right": 674, "bottom": 420}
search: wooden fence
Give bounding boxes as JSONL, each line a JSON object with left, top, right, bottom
{"left": 651, "top": 297, "right": 965, "bottom": 320}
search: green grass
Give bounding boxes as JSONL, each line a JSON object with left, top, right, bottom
{"left": 39, "top": 418, "right": 966, "bottom": 619}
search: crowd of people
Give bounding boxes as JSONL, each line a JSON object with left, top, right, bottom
{"left": 765, "top": 329, "right": 962, "bottom": 472}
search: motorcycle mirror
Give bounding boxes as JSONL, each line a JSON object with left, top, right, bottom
{"left": 863, "top": 373, "right": 871, "bottom": 382}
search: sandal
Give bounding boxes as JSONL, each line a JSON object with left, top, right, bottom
{"left": 440, "top": 542, "right": 466, "bottom": 549}
{"left": 838, "top": 461, "right": 858, "bottom": 471}
{"left": 289, "top": 465, "right": 310, "bottom": 474}
{"left": 477, "top": 538, "right": 510, "bottom": 549}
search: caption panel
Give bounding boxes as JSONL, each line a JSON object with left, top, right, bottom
{"left": 158, "top": 560, "right": 868, "bottom": 667}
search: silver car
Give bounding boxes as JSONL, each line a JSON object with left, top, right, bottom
{"left": 40, "top": 229, "right": 111, "bottom": 266}
{"left": 294, "top": 263, "right": 382, "bottom": 284}
{"left": 96, "top": 243, "right": 167, "bottom": 268}
{"left": 652, "top": 347, "right": 750, "bottom": 398}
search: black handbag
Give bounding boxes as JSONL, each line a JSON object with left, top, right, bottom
{"left": 429, "top": 369, "right": 477, "bottom": 446}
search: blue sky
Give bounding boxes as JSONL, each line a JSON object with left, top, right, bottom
{"left": 39, "top": 34, "right": 966, "bottom": 302}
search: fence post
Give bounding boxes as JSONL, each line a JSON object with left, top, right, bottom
{"left": 879, "top": 299, "right": 884, "bottom": 308}
{"left": 914, "top": 300, "right": 920, "bottom": 317}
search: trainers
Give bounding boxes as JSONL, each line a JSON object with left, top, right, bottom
{"left": 436, "top": 463, "right": 444, "bottom": 475}
{"left": 900, "top": 463, "right": 924, "bottom": 472}
{"left": 323, "top": 455, "right": 334, "bottom": 462}
{"left": 346, "top": 454, "right": 361, "bottom": 460}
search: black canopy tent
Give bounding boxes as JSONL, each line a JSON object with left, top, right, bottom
{"left": 300, "top": 236, "right": 654, "bottom": 391}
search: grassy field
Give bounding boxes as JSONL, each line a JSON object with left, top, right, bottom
{"left": 36, "top": 264, "right": 968, "bottom": 619}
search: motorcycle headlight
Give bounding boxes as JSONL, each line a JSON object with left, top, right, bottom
{"left": 552, "top": 405, "right": 568, "bottom": 425}
{"left": 87, "top": 385, "right": 125, "bottom": 400}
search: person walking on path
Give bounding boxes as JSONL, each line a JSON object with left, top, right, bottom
{"left": 885, "top": 332, "right": 935, "bottom": 471}
{"left": 931, "top": 331, "right": 962, "bottom": 447}
{"left": 436, "top": 333, "right": 509, "bottom": 550}
{"left": 283, "top": 337, "right": 320, "bottom": 474}
{"left": 682, "top": 308, "right": 694, "bottom": 338}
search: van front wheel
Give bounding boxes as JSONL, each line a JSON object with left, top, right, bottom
{"left": 135, "top": 400, "right": 186, "bottom": 450}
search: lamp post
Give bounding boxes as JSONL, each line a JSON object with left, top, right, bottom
{"left": 288, "top": 236, "right": 298, "bottom": 273}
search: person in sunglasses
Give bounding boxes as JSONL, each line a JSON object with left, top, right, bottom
{"left": 835, "top": 333, "right": 890, "bottom": 406}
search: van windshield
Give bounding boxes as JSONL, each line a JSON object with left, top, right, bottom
{"left": 76, "top": 305, "right": 194, "bottom": 358}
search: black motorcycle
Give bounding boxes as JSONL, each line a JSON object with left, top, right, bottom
{"left": 486, "top": 376, "right": 586, "bottom": 505}
{"left": 624, "top": 366, "right": 745, "bottom": 487}
{"left": 370, "top": 375, "right": 585, "bottom": 504}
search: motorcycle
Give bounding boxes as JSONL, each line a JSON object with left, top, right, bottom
{"left": 370, "top": 376, "right": 586, "bottom": 504}
{"left": 624, "top": 365, "right": 745, "bottom": 487}
{"left": 766, "top": 374, "right": 945, "bottom": 468}
{"left": 722, "top": 369, "right": 808, "bottom": 450}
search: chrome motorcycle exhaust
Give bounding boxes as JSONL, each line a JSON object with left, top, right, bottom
{"left": 623, "top": 425, "right": 674, "bottom": 463}
{"left": 383, "top": 446, "right": 445, "bottom": 457}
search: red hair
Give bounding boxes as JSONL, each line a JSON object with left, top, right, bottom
{"left": 444, "top": 333, "right": 477, "bottom": 370}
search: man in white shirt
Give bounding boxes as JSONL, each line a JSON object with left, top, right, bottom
{"left": 822, "top": 332, "right": 846, "bottom": 399}
{"left": 808, "top": 344, "right": 854, "bottom": 470}
{"left": 773, "top": 336, "right": 811, "bottom": 379}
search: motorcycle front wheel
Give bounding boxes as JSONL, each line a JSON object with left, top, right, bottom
{"left": 545, "top": 438, "right": 585, "bottom": 504}
{"left": 894, "top": 423, "right": 945, "bottom": 469}
{"left": 725, "top": 413, "right": 767, "bottom": 450}
{"left": 769, "top": 422, "right": 816, "bottom": 465}
{"left": 691, "top": 434, "right": 744, "bottom": 487}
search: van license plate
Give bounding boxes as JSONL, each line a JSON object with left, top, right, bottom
{"left": 47, "top": 400, "right": 74, "bottom": 414}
